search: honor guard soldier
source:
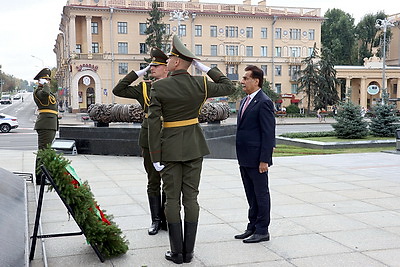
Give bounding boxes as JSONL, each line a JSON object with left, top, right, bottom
{"left": 113, "top": 47, "right": 169, "bottom": 235}
{"left": 148, "top": 35, "right": 235, "bottom": 264}
{"left": 33, "top": 68, "right": 58, "bottom": 185}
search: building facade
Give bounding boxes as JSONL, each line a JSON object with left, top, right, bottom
{"left": 54, "top": 0, "right": 323, "bottom": 112}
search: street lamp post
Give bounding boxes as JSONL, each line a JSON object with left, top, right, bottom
{"left": 169, "top": 10, "right": 190, "bottom": 38}
{"left": 375, "top": 18, "right": 395, "bottom": 105}
{"left": 31, "top": 55, "right": 45, "bottom": 68}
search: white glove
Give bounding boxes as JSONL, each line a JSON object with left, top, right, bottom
{"left": 38, "top": 78, "right": 49, "bottom": 85}
{"left": 153, "top": 162, "right": 165, "bottom": 172}
{"left": 192, "top": 59, "right": 211, "bottom": 73}
{"left": 136, "top": 65, "right": 150, "bottom": 77}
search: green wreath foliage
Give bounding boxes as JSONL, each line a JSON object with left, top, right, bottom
{"left": 36, "top": 148, "right": 129, "bottom": 258}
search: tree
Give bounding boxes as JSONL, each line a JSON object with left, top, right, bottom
{"left": 369, "top": 104, "right": 399, "bottom": 137}
{"left": 332, "top": 101, "right": 368, "bottom": 139}
{"left": 321, "top": 8, "right": 356, "bottom": 65}
{"left": 145, "top": 1, "right": 171, "bottom": 54}
{"left": 297, "top": 43, "right": 319, "bottom": 115}
{"left": 314, "top": 48, "right": 339, "bottom": 110}
{"left": 231, "top": 79, "right": 279, "bottom": 103}
{"left": 355, "top": 12, "right": 388, "bottom": 65}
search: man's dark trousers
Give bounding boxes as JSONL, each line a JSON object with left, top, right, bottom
{"left": 239, "top": 166, "right": 270, "bottom": 235}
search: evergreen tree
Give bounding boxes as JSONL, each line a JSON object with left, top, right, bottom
{"left": 369, "top": 104, "right": 399, "bottom": 137}
{"left": 314, "top": 48, "right": 339, "bottom": 110}
{"left": 332, "top": 102, "right": 368, "bottom": 139}
{"left": 297, "top": 43, "right": 319, "bottom": 115}
{"left": 231, "top": 79, "right": 278, "bottom": 103}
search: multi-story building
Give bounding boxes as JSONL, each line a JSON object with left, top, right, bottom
{"left": 54, "top": 0, "right": 323, "bottom": 113}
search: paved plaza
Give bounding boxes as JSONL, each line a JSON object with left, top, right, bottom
{"left": 2, "top": 148, "right": 400, "bottom": 266}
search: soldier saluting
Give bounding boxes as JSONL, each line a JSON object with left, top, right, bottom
{"left": 113, "top": 48, "right": 169, "bottom": 235}
{"left": 148, "top": 35, "right": 235, "bottom": 264}
{"left": 33, "top": 68, "right": 58, "bottom": 185}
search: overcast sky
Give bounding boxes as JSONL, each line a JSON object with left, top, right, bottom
{"left": 0, "top": 0, "right": 397, "bottom": 82}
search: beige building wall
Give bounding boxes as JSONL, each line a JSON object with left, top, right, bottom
{"left": 54, "top": 0, "right": 323, "bottom": 112}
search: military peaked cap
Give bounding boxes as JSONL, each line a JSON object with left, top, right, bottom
{"left": 168, "top": 35, "right": 199, "bottom": 62}
{"left": 149, "top": 47, "right": 168, "bottom": 66}
{"left": 34, "top": 68, "right": 51, "bottom": 80}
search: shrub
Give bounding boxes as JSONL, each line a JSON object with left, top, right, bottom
{"left": 286, "top": 104, "right": 300, "bottom": 114}
{"left": 332, "top": 102, "right": 368, "bottom": 139}
{"left": 369, "top": 104, "right": 399, "bottom": 137}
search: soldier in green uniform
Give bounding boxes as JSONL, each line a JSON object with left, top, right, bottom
{"left": 113, "top": 47, "right": 169, "bottom": 235}
{"left": 33, "top": 68, "right": 58, "bottom": 185}
{"left": 148, "top": 35, "right": 236, "bottom": 264}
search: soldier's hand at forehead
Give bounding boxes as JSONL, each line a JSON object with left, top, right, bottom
{"left": 38, "top": 78, "right": 49, "bottom": 85}
{"left": 192, "top": 60, "right": 211, "bottom": 73}
{"left": 136, "top": 65, "right": 151, "bottom": 77}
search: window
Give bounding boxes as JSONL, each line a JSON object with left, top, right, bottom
{"left": 91, "top": 22, "right": 98, "bottom": 34}
{"left": 195, "top": 45, "right": 202, "bottom": 56}
{"left": 210, "top": 25, "right": 217, "bottom": 37}
{"left": 261, "top": 46, "right": 268, "bottom": 57}
{"left": 308, "top": 47, "right": 314, "bottom": 56}
{"left": 178, "top": 25, "right": 186, "bottom": 37}
{"left": 92, "top": 42, "right": 99, "bottom": 53}
{"left": 164, "top": 24, "right": 170, "bottom": 35}
{"left": 118, "top": 42, "right": 128, "bottom": 54}
{"left": 76, "top": 44, "right": 82, "bottom": 53}
{"left": 118, "top": 22, "right": 128, "bottom": 34}
{"left": 308, "top": 29, "right": 315, "bottom": 40}
{"left": 226, "top": 45, "right": 238, "bottom": 56}
{"left": 275, "top": 28, "right": 281, "bottom": 39}
{"left": 246, "top": 46, "right": 253, "bottom": 57}
{"left": 289, "top": 47, "right": 301, "bottom": 57}
{"left": 211, "top": 64, "right": 217, "bottom": 68}
{"left": 289, "top": 65, "right": 300, "bottom": 80}
{"left": 119, "top": 63, "right": 128, "bottom": 74}
{"left": 195, "top": 25, "right": 202, "bottom": 37}
{"left": 290, "top": 28, "right": 301, "bottom": 40}
{"left": 210, "top": 45, "right": 218, "bottom": 56}
{"left": 140, "top": 43, "right": 147, "bottom": 54}
{"left": 275, "top": 65, "right": 282, "bottom": 76}
{"left": 291, "top": 84, "right": 298, "bottom": 94}
{"left": 261, "top": 27, "right": 267, "bottom": 39}
{"left": 246, "top": 27, "right": 253, "bottom": 38}
{"left": 275, "top": 47, "right": 281, "bottom": 57}
{"left": 275, "top": 83, "right": 281, "bottom": 94}
{"left": 162, "top": 43, "right": 171, "bottom": 53}
{"left": 261, "top": 65, "right": 267, "bottom": 76}
{"left": 139, "top": 23, "right": 147, "bottom": 35}
{"left": 226, "top": 26, "right": 238, "bottom": 38}
{"left": 140, "top": 63, "right": 147, "bottom": 69}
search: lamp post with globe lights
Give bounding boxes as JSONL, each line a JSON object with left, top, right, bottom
{"left": 375, "top": 18, "right": 395, "bottom": 105}
{"left": 169, "top": 10, "right": 190, "bottom": 38}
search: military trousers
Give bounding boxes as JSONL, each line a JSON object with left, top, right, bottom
{"left": 35, "top": 129, "right": 56, "bottom": 177}
{"left": 142, "top": 147, "right": 162, "bottom": 196}
{"left": 160, "top": 157, "right": 203, "bottom": 224}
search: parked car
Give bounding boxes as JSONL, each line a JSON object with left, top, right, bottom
{"left": 0, "top": 113, "right": 18, "bottom": 133}
{"left": 13, "top": 94, "right": 21, "bottom": 100}
{"left": 0, "top": 95, "right": 12, "bottom": 104}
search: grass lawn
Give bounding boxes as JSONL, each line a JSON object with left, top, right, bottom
{"left": 302, "top": 136, "right": 395, "bottom": 142}
{"left": 274, "top": 144, "right": 393, "bottom": 157}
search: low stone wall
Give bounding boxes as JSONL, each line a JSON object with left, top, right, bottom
{"left": 59, "top": 124, "right": 238, "bottom": 159}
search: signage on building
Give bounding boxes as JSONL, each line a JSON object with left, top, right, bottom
{"left": 367, "top": 85, "right": 379, "bottom": 95}
{"left": 83, "top": 76, "right": 91, "bottom": 86}
{"left": 76, "top": 64, "right": 98, "bottom": 72}
{"left": 280, "top": 93, "right": 295, "bottom": 98}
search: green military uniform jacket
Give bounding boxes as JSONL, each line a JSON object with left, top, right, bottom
{"left": 33, "top": 83, "right": 58, "bottom": 130}
{"left": 113, "top": 70, "right": 152, "bottom": 148}
{"left": 148, "top": 67, "right": 235, "bottom": 162}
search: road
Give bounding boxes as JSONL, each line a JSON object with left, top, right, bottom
{"left": 0, "top": 95, "right": 334, "bottom": 151}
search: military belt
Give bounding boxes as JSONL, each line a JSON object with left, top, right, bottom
{"left": 38, "top": 109, "right": 58, "bottom": 115}
{"left": 163, "top": 118, "right": 198, "bottom": 128}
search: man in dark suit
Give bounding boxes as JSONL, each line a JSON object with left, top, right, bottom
{"left": 148, "top": 35, "right": 235, "bottom": 264}
{"left": 112, "top": 47, "right": 169, "bottom": 235}
{"left": 235, "top": 65, "right": 276, "bottom": 243}
{"left": 33, "top": 68, "right": 58, "bottom": 185}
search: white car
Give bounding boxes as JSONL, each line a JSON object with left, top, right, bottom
{"left": 0, "top": 113, "right": 19, "bottom": 133}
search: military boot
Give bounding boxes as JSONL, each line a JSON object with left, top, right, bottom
{"left": 160, "top": 191, "right": 167, "bottom": 231}
{"left": 165, "top": 222, "right": 183, "bottom": 264}
{"left": 148, "top": 195, "right": 162, "bottom": 235}
{"left": 183, "top": 221, "right": 198, "bottom": 263}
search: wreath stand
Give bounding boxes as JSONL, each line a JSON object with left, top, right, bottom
{"left": 29, "top": 165, "right": 105, "bottom": 262}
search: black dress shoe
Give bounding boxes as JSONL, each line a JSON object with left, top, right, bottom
{"left": 234, "top": 230, "right": 254, "bottom": 239}
{"left": 243, "top": 233, "right": 270, "bottom": 243}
